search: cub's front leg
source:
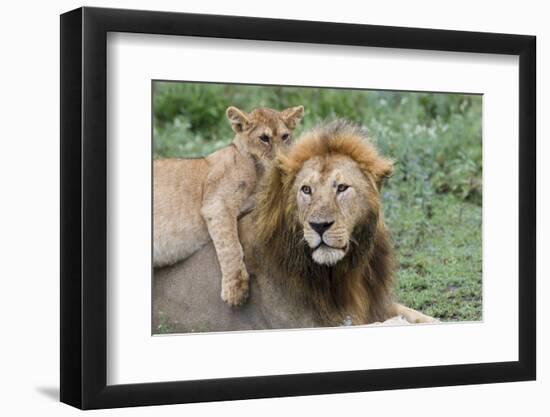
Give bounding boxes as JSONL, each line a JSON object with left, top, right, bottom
{"left": 201, "top": 201, "right": 249, "bottom": 307}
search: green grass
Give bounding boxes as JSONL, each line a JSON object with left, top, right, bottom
{"left": 153, "top": 81, "right": 483, "bottom": 322}
{"left": 387, "top": 194, "right": 482, "bottom": 321}
{"left": 155, "top": 312, "right": 175, "bottom": 335}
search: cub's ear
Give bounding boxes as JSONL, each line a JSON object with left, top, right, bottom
{"left": 281, "top": 105, "right": 304, "bottom": 130}
{"left": 374, "top": 158, "right": 394, "bottom": 191}
{"left": 226, "top": 106, "right": 250, "bottom": 133}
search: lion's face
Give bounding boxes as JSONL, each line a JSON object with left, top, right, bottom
{"left": 294, "top": 154, "right": 379, "bottom": 266}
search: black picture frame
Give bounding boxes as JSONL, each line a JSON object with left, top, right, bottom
{"left": 60, "top": 6, "right": 536, "bottom": 410}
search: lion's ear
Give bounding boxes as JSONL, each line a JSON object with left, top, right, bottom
{"left": 226, "top": 106, "right": 250, "bottom": 133}
{"left": 281, "top": 105, "right": 304, "bottom": 130}
{"left": 374, "top": 158, "right": 394, "bottom": 191}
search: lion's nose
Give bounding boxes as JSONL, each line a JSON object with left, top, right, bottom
{"left": 309, "top": 221, "right": 334, "bottom": 236}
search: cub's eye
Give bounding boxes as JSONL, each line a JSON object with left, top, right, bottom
{"left": 259, "top": 134, "right": 270, "bottom": 143}
{"left": 301, "top": 185, "right": 312, "bottom": 195}
{"left": 337, "top": 184, "right": 349, "bottom": 193}
{"left": 281, "top": 133, "right": 290, "bottom": 141}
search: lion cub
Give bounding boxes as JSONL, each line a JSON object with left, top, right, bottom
{"left": 154, "top": 105, "right": 304, "bottom": 306}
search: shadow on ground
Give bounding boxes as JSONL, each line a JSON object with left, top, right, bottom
{"left": 36, "top": 386, "right": 59, "bottom": 401}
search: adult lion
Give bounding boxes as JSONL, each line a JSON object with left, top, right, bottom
{"left": 153, "top": 121, "right": 435, "bottom": 333}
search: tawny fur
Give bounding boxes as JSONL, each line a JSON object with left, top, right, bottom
{"left": 154, "top": 105, "right": 304, "bottom": 306}
{"left": 253, "top": 120, "right": 435, "bottom": 325}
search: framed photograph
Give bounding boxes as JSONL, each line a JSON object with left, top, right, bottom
{"left": 60, "top": 6, "right": 536, "bottom": 409}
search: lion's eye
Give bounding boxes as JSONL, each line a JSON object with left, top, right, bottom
{"left": 259, "top": 134, "right": 270, "bottom": 143}
{"left": 281, "top": 133, "right": 290, "bottom": 141}
{"left": 301, "top": 185, "right": 312, "bottom": 195}
{"left": 337, "top": 184, "right": 349, "bottom": 193}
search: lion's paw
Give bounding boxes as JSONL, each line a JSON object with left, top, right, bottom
{"left": 221, "top": 268, "right": 250, "bottom": 307}
{"left": 410, "top": 313, "right": 440, "bottom": 324}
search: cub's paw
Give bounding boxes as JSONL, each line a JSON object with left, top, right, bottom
{"left": 221, "top": 268, "right": 249, "bottom": 307}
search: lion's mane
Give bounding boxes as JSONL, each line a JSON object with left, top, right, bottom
{"left": 254, "top": 120, "right": 396, "bottom": 325}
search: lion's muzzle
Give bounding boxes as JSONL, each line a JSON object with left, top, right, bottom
{"left": 304, "top": 220, "right": 349, "bottom": 266}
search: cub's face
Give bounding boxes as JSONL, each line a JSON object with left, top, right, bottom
{"left": 294, "top": 154, "right": 380, "bottom": 266}
{"left": 226, "top": 106, "right": 304, "bottom": 164}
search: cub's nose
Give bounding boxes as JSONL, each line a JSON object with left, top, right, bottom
{"left": 309, "top": 221, "right": 334, "bottom": 236}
